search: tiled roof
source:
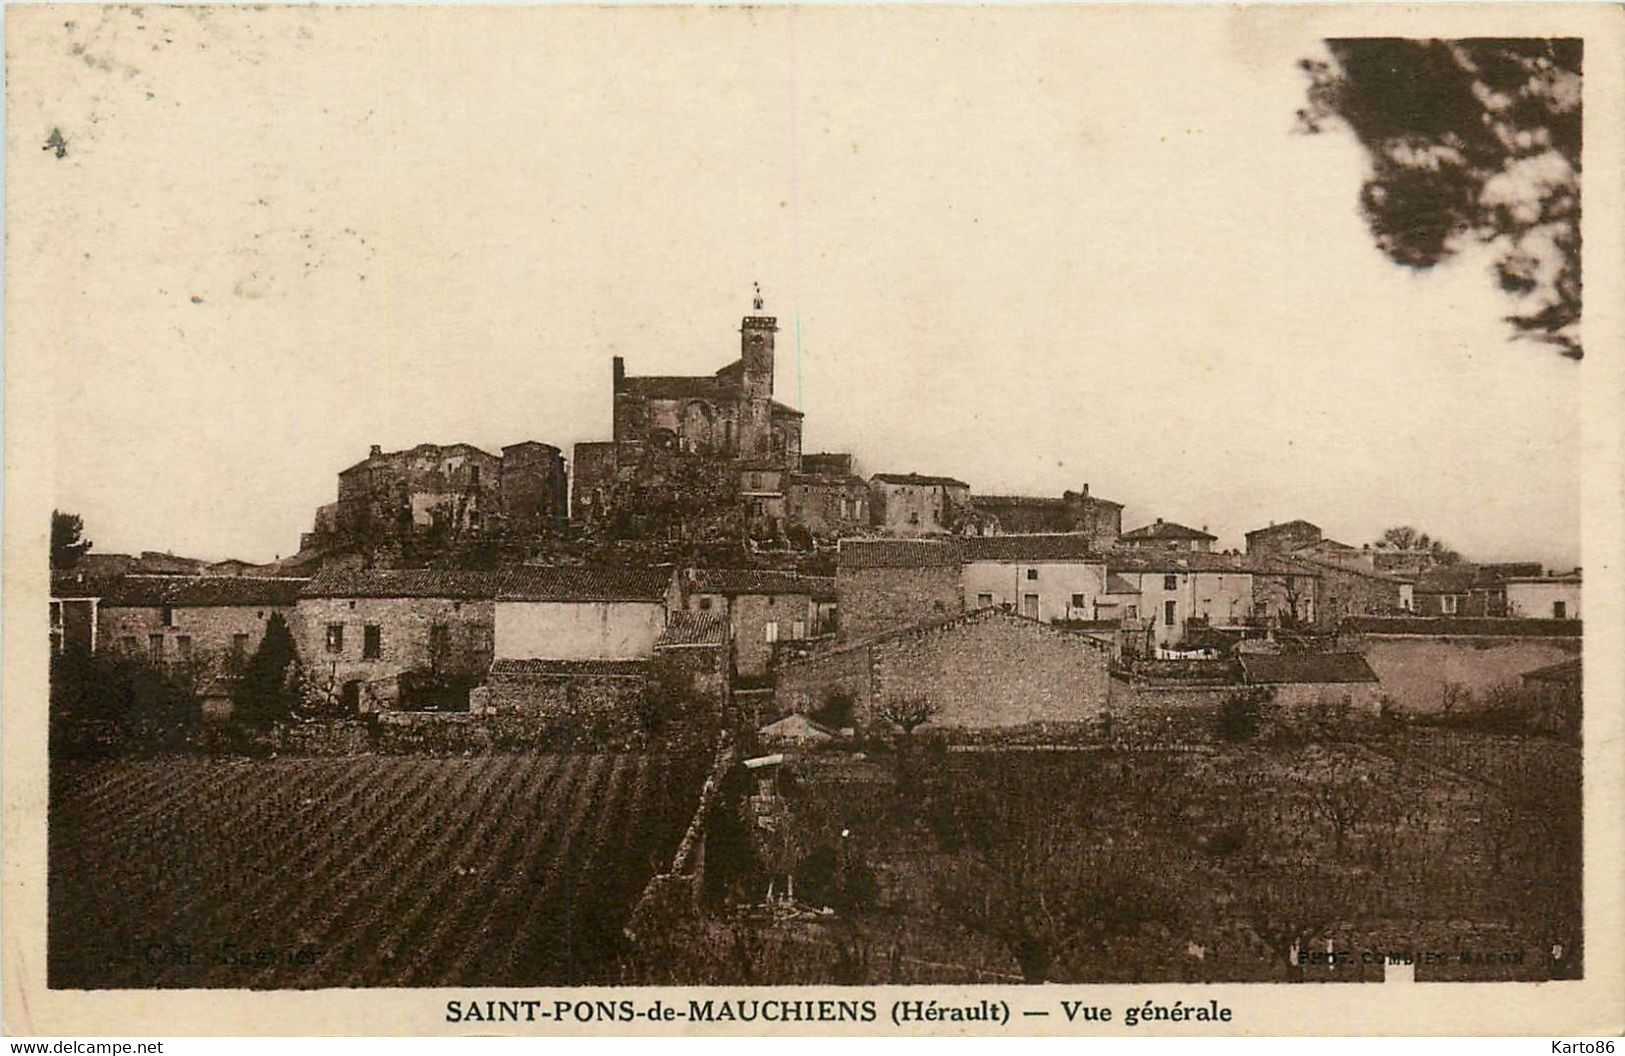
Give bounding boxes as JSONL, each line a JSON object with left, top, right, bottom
{"left": 51, "top": 571, "right": 116, "bottom": 598}
{"left": 1244, "top": 520, "right": 1321, "bottom": 540}
{"left": 973, "top": 492, "right": 1124, "bottom": 510}
{"left": 490, "top": 658, "right": 652, "bottom": 677}
{"left": 655, "top": 611, "right": 729, "bottom": 648}
{"left": 961, "top": 533, "right": 1103, "bottom": 562}
{"left": 103, "top": 575, "right": 308, "bottom": 608}
{"left": 1105, "top": 572, "right": 1140, "bottom": 595}
{"left": 787, "top": 472, "right": 868, "bottom": 488}
{"left": 1340, "top": 616, "right": 1582, "bottom": 638}
{"left": 780, "top": 606, "right": 1112, "bottom": 669}
{"left": 302, "top": 568, "right": 505, "bottom": 599}
{"left": 871, "top": 472, "right": 971, "bottom": 488}
{"left": 837, "top": 538, "right": 961, "bottom": 569}
{"left": 1121, "top": 520, "right": 1216, "bottom": 542}
{"left": 1107, "top": 552, "right": 1308, "bottom": 576}
{"left": 1412, "top": 566, "right": 1479, "bottom": 593}
{"left": 497, "top": 566, "right": 671, "bottom": 602}
{"left": 1239, "top": 652, "right": 1378, "bottom": 685}
{"left": 1521, "top": 657, "right": 1581, "bottom": 684}
{"left": 689, "top": 568, "right": 836, "bottom": 598}
{"left": 1288, "top": 553, "right": 1408, "bottom": 583}
{"left": 973, "top": 495, "right": 1066, "bottom": 509}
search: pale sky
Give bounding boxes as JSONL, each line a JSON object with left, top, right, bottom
{"left": 10, "top": 6, "right": 1581, "bottom": 569}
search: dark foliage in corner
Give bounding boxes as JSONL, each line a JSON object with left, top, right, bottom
{"left": 1300, "top": 38, "right": 1582, "bottom": 357}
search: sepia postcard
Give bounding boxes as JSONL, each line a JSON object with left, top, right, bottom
{"left": 4, "top": 1, "right": 1623, "bottom": 1038}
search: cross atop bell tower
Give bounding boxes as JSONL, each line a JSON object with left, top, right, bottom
{"left": 740, "top": 282, "right": 777, "bottom": 400}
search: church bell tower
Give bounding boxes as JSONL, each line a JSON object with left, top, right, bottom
{"left": 740, "top": 281, "right": 776, "bottom": 402}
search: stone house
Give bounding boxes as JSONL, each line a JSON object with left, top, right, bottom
{"left": 493, "top": 566, "right": 680, "bottom": 663}
{"left": 682, "top": 569, "right": 837, "bottom": 680}
{"left": 738, "top": 464, "right": 789, "bottom": 539}
{"left": 959, "top": 533, "right": 1107, "bottom": 622}
{"left": 312, "top": 439, "right": 567, "bottom": 548}
{"left": 774, "top": 607, "right": 1111, "bottom": 733}
{"left": 1408, "top": 562, "right": 1541, "bottom": 618}
{"left": 1118, "top": 519, "right": 1216, "bottom": 553}
{"left": 296, "top": 569, "right": 501, "bottom": 712}
{"left": 1336, "top": 615, "right": 1582, "bottom": 712}
{"left": 969, "top": 485, "right": 1123, "bottom": 547}
{"left": 785, "top": 468, "right": 871, "bottom": 540}
{"left": 1504, "top": 570, "right": 1581, "bottom": 620}
{"left": 835, "top": 538, "right": 964, "bottom": 641}
{"left": 1249, "top": 560, "right": 1321, "bottom": 627}
{"left": 1411, "top": 565, "right": 1477, "bottom": 617}
{"left": 99, "top": 574, "right": 307, "bottom": 679}
{"left": 1293, "top": 553, "right": 1413, "bottom": 626}
{"left": 1243, "top": 519, "right": 1323, "bottom": 557}
{"left": 1238, "top": 652, "right": 1382, "bottom": 713}
{"left": 1107, "top": 553, "right": 1257, "bottom": 649}
{"left": 868, "top": 473, "right": 972, "bottom": 536}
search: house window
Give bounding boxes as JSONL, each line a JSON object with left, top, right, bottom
{"left": 699, "top": 597, "right": 713, "bottom": 612}
{"left": 1553, "top": 600, "right": 1567, "bottom": 619}
{"left": 363, "top": 625, "right": 382, "bottom": 660}
{"left": 1164, "top": 600, "right": 1177, "bottom": 627}
{"left": 792, "top": 620, "right": 806, "bottom": 639}
{"left": 148, "top": 634, "right": 164, "bottom": 664}
{"left": 429, "top": 623, "right": 450, "bottom": 664}
{"left": 1441, "top": 595, "right": 1458, "bottom": 615}
{"left": 469, "top": 511, "right": 481, "bottom": 530}
{"left": 1163, "top": 575, "right": 1178, "bottom": 591}
{"left": 120, "top": 636, "right": 138, "bottom": 655}
{"left": 977, "top": 593, "right": 994, "bottom": 607}
{"left": 1071, "top": 593, "right": 1087, "bottom": 608}
{"left": 231, "top": 633, "right": 249, "bottom": 661}
{"left": 176, "top": 636, "right": 193, "bottom": 660}
{"left": 1026, "top": 569, "right": 1039, "bottom": 581}
{"left": 161, "top": 605, "right": 176, "bottom": 628}
{"left": 908, "top": 511, "right": 920, "bottom": 525}
{"left": 470, "top": 465, "right": 480, "bottom": 484}
{"left": 326, "top": 623, "right": 345, "bottom": 653}
{"left": 1125, "top": 605, "right": 1138, "bottom": 620}
{"left": 764, "top": 621, "right": 779, "bottom": 644}
{"left": 767, "top": 596, "right": 775, "bottom": 607}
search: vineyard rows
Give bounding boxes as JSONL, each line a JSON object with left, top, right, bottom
{"left": 48, "top": 753, "right": 708, "bottom": 989}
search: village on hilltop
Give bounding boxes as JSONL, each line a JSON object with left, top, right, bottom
{"left": 50, "top": 291, "right": 1583, "bottom": 740}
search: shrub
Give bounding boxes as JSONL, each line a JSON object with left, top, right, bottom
{"left": 1218, "top": 687, "right": 1271, "bottom": 742}
{"left": 812, "top": 688, "right": 855, "bottom": 730}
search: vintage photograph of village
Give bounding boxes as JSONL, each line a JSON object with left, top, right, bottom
{"left": 34, "top": 13, "right": 1583, "bottom": 990}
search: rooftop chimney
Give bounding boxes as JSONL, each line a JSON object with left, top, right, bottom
{"left": 612, "top": 356, "right": 626, "bottom": 391}
{"left": 369, "top": 444, "right": 383, "bottom": 458}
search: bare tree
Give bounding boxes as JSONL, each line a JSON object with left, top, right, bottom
{"left": 875, "top": 695, "right": 939, "bottom": 736}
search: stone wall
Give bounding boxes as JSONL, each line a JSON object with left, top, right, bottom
{"left": 775, "top": 610, "right": 1109, "bottom": 732}
{"left": 1341, "top": 633, "right": 1582, "bottom": 712}
{"left": 837, "top": 564, "right": 963, "bottom": 641}
{"left": 868, "top": 612, "right": 1109, "bottom": 729}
